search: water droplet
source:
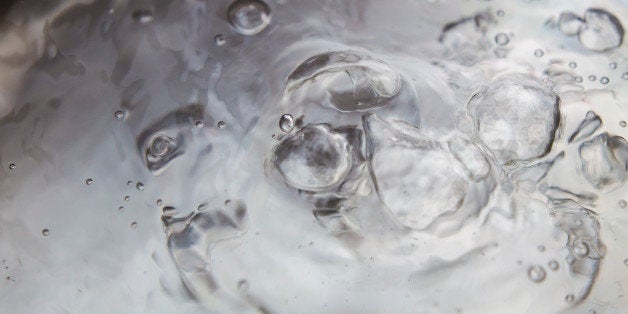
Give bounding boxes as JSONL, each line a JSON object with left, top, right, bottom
{"left": 156, "top": 199, "right": 163, "bottom": 206}
{"left": 227, "top": 0, "right": 271, "bottom": 36}
{"left": 114, "top": 110, "right": 125, "bottom": 119}
{"left": 600, "top": 76, "right": 609, "bottom": 84}
{"left": 136, "top": 182, "right": 144, "bottom": 191}
{"left": 131, "top": 221, "right": 138, "bottom": 228}
{"left": 548, "top": 260, "right": 559, "bottom": 271}
{"left": 42, "top": 229, "right": 50, "bottom": 236}
{"left": 527, "top": 265, "right": 546, "bottom": 283}
{"left": 534, "top": 49, "right": 544, "bottom": 57}
{"left": 619, "top": 200, "right": 627, "bottom": 208}
{"left": 124, "top": 196, "right": 130, "bottom": 201}
{"left": 194, "top": 120, "right": 204, "bottom": 128}
{"left": 237, "top": 279, "right": 249, "bottom": 292}
{"left": 8, "top": 163, "right": 16, "bottom": 170}
{"left": 495, "top": 33, "right": 509, "bottom": 45}
{"left": 565, "top": 294, "right": 575, "bottom": 303}
{"left": 574, "top": 240, "right": 589, "bottom": 257}
{"left": 568, "top": 61, "right": 577, "bottom": 68}
{"left": 578, "top": 8, "right": 624, "bottom": 52}
{"left": 537, "top": 245, "right": 546, "bottom": 252}
{"left": 132, "top": 10, "right": 153, "bottom": 24}
{"left": 622, "top": 72, "right": 628, "bottom": 80}
{"left": 118, "top": 206, "right": 124, "bottom": 212}
{"left": 558, "top": 12, "right": 584, "bottom": 36}
{"left": 85, "top": 178, "right": 94, "bottom": 185}
{"left": 217, "top": 121, "right": 226, "bottom": 128}
{"left": 609, "top": 62, "right": 617, "bottom": 69}
{"left": 214, "top": 34, "right": 226, "bottom": 46}
{"left": 588, "top": 75, "right": 596, "bottom": 81}
{"left": 620, "top": 121, "right": 627, "bottom": 128}
{"left": 279, "top": 114, "right": 294, "bottom": 133}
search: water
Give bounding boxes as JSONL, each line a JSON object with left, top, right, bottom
{"left": 0, "top": 0, "right": 627, "bottom": 313}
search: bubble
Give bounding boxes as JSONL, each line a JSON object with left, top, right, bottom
{"left": 537, "top": 245, "right": 546, "bottom": 252}
{"left": 156, "top": 199, "right": 163, "bottom": 206}
{"left": 85, "top": 178, "right": 94, "bottom": 185}
{"left": 131, "top": 222, "right": 138, "bottom": 228}
{"left": 496, "top": 10, "right": 505, "bottom": 17}
{"left": 588, "top": 75, "right": 596, "bottom": 81}
{"left": 162, "top": 206, "right": 177, "bottom": 216}
{"left": 118, "top": 206, "right": 124, "bottom": 212}
{"left": 126, "top": 180, "right": 133, "bottom": 186}
{"left": 279, "top": 114, "right": 294, "bottom": 133}
{"left": 287, "top": 51, "right": 402, "bottom": 112}
{"left": 8, "top": 163, "right": 15, "bottom": 170}
{"left": 194, "top": 120, "right": 204, "bottom": 128}
{"left": 575, "top": 76, "right": 583, "bottom": 82}
{"left": 237, "top": 279, "right": 249, "bottom": 292}
{"left": 573, "top": 240, "right": 589, "bottom": 257}
{"left": 124, "top": 196, "right": 130, "bottom": 201}
{"left": 527, "top": 265, "right": 546, "bottom": 283}
{"left": 619, "top": 200, "right": 627, "bottom": 208}
{"left": 624, "top": 258, "right": 628, "bottom": 266}
{"left": 136, "top": 182, "right": 144, "bottom": 191}
{"left": 214, "top": 34, "right": 226, "bottom": 46}
{"left": 568, "top": 61, "right": 577, "bottom": 68}
{"left": 548, "top": 260, "right": 559, "bottom": 271}
{"left": 274, "top": 124, "right": 351, "bottom": 192}
{"left": 578, "top": 8, "right": 624, "bottom": 52}
{"left": 620, "top": 121, "right": 627, "bottom": 128}
{"left": 534, "top": 49, "right": 544, "bottom": 57}
{"left": 600, "top": 76, "right": 609, "bottom": 84}
{"left": 558, "top": 12, "right": 584, "bottom": 36}
{"left": 41, "top": 229, "right": 50, "bottom": 236}
{"left": 227, "top": 0, "right": 271, "bottom": 36}
{"left": 114, "top": 110, "right": 125, "bottom": 119}
{"left": 609, "top": 62, "right": 617, "bottom": 69}
{"left": 217, "top": 121, "right": 226, "bottom": 128}
{"left": 495, "top": 33, "right": 509, "bottom": 45}
{"left": 565, "top": 294, "right": 575, "bottom": 303}
{"left": 467, "top": 74, "right": 560, "bottom": 164}
{"left": 132, "top": 10, "right": 153, "bottom": 24}
{"left": 622, "top": 72, "right": 628, "bottom": 80}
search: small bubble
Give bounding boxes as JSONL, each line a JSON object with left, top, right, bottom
{"left": 132, "top": 10, "right": 153, "bottom": 24}
{"left": 496, "top": 10, "right": 505, "bottom": 17}
{"left": 194, "top": 120, "right": 204, "bottom": 128}
{"left": 619, "top": 200, "right": 627, "bottom": 207}
{"left": 214, "top": 34, "right": 226, "bottom": 46}
{"left": 225, "top": 199, "right": 231, "bottom": 206}
{"left": 565, "top": 294, "right": 574, "bottom": 303}
{"left": 609, "top": 62, "right": 617, "bottom": 69}
{"left": 537, "top": 245, "right": 545, "bottom": 252}
{"left": 308, "top": 241, "right": 314, "bottom": 247}
{"left": 136, "top": 182, "right": 144, "bottom": 191}
{"left": 217, "top": 121, "right": 226, "bottom": 128}
{"left": 575, "top": 76, "right": 583, "bottom": 82}
{"left": 573, "top": 240, "right": 589, "bottom": 257}
{"left": 568, "top": 61, "right": 577, "bottom": 68}
{"left": 527, "top": 265, "right": 546, "bottom": 283}
{"left": 126, "top": 180, "right": 133, "bottom": 186}
{"left": 624, "top": 258, "right": 628, "bottom": 266}
{"left": 85, "top": 178, "right": 94, "bottom": 185}
{"left": 238, "top": 279, "right": 249, "bottom": 292}
{"left": 118, "top": 206, "right": 124, "bottom": 212}
{"left": 156, "top": 199, "right": 163, "bottom": 206}
{"left": 42, "top": 229, "right": 50, "bottom": 236}
{"left": 162, "top": 206, "right": 177, "bottom": 216}
{"left": 600, "top": 76, "right": 609, "bottom": 84}
{"left": 227, "top": 0, "right": 272, "bottom": 36}
{"left": 588, "top": 75, "right": 596, "bottom": 81}
{"left": 548, "top": 260, "right": 559, "bottom": 271}
{"left": 534, "top": 49, "right": 544, "bottom": 57}
{"left": 279, "top": 114, "right": 294, "bottom": 133}
{"left": 131, "top": 221, "right": 137, "bottom": 228}
{"left": 124, "top": 196, "right": 130, "bottom": 201}
{"left": 494, "top": 33, "right": 509, "bottom": 46}
{"left": 114, "top": 110, "right": 125, "bottom": 119}
{"left": 620, "top": 121, "right": 626, "bottom": 128}
{"left": 8, "top": 163, "right": 16, "bottom": 170}
{"left": 622, "top": 72, "right": 628, "bottom": 80}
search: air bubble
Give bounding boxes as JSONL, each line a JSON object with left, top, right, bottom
{"left": 227, "top": 0, "right": 271, "bottom": 36}
{"left": 496, "top": 10, "right": 505, "bottom": 17}
{"left": 619, "top": 200, "right": 627, "bottom": 208}
{"left": 620, "top": 121, "right": 626, "bottom": 127}
{"left": 41, "top": 229, "right": 50, "bottom": 236}
{"left": 136, "top": 182, "right": 144, "bottom": 191}
{"left": 114, "top": 110, "right": 125, "bottom": 119}
{"left": 624, "top": 258, "right": 628, "bottom": 266}
{"left": 527, "top": 265, "right": 546, "bottom": 283}
{"left": 217, "top": 121, "right": 226, "bottom": 128}
{"left": 568, "top": 61, "right": 577, "bottom": 68}
{"left": 573, "top": 240, "right": 589, "bottom": 257}
{"left": 575, "top": 76, "right": 583, "bottom": 82}
{"left": 85, "top": 178, "right": 94, "bottom": 185}
{"left": 537, "top": 245, "right": 545, "bottom": 252}
{"left": 127, "top": 180, "right": 133, "bottom": 186}
{"left": 609, "top": 62, "right": 617, "bottom": 69}
{"left": 214, "top": 34, "right": 226, "bottom": 46}
{"left": 534, "top": 49, "right": 544, "bottom": 57}
{"left": 124, "top": 196, "right": 130, "bottom": 201}
{"left": 565, "top": 294, "right": 575, "bottom": 303}
{"left": 548, "top": 260, "right": 559, "bottom": 271}
{"left": 118, "top": 206, "right": 124, "bottom": 212}
{"left": 194, "top": 120, "right": 204, "bottom": 128}
{"left": 238, "top": 279, "right": 249, "bottom": 292}
{"left": 8, "top": 163, "right": 15, "bottom": 170}
{"left": 588, "top": 75, "right": 596, "bottom": 81}
{"left": 131, "top": 222, "right": 137, "bottom": 228}
{"left": 279, "top": 114, "right": 294, "bottom": 133}
{"left": 156, "top": 199, "right": 163, "bottom": 206}
{"left": 495, "top": 33, "right": 509, "bottom": 45}
{"left": 622, "top": 72, "right": 628, "bottom": 80}
{"left": 600, "top": 76, "right": 609, "bottom": 84}
{"left": 132, "top": 10, "right": 153, "bottom": 24}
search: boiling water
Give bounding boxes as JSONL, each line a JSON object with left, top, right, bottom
{"left": 0, "top": 0, "right": 627, "bottom": 313}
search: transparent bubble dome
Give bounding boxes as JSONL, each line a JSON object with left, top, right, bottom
{"left": 0, "top": 0, "right": 627, "bottom": 313}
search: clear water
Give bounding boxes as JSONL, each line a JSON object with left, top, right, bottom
{"left": 0, "top": 0, "right": 627, "bottom": 313}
